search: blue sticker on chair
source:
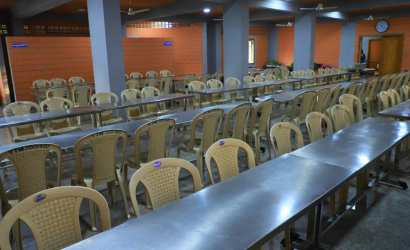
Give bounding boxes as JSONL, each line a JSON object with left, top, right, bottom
{"left": 153, "top": 162, "right": 161, "bottom": 167}
{"left": 146, "top": 87, "right": 148, "bottom": 89}
{"left": 33, "top": 194, "right": 46, "bottom": 202}
{"left": 219, "top": 141, "right": 225, "bottom": 146}
{"left": 336, "top": 106, "right": 339, "bottom": 109}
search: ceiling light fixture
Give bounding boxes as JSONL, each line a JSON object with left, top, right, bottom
{"left": 78, "top": 9, "right": 86, "bottom": 12}
{"left": 204, "top": 8, "right": 211, "bottom": 13}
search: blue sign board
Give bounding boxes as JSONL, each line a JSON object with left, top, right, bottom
{"left": 163, "top": 42, "right": 172, "bottom": 46}
{"left": 12, "top": 43, "right": 28, "bottom": 48}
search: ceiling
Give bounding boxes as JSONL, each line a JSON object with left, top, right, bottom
{"left": 262, "top": 16, "right": 294, "bottom": 22}
{"left": 0, "top": 0, "right": 19, "bottom": 9}
{"left": 190, "top": 7, "right": 259, "bottom": 16}
{"left": 290, "top": 0, "right": 335, "bottom": 2}
{"left": 349, "top": 5, "right": 410, "bottom": 13}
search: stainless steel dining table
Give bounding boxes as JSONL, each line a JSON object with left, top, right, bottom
{"left": 378, "top": 99, "right": 410, "bottom": 120}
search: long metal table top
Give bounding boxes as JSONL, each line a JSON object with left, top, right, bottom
{"left": 294, "top": 72, "right": 352, "bottom": 80}
{"left": 131, "top": 73, "right": 194, "bottom": 81}
{"left": 291, "top": 117, "right": 410, "bottom": 172}
{"left": 0, "top": 106, "right": 103, "bottom": 129}
{"left": 30, "top": 82, "right": 95, "bottom": 89}
{"left": 65, "top": 154, "right": 355, "bottom": 250}
{"left": 378, "top": 99, "right": 410, "bottom": 120}
{"left": 95, "top": 93, "right": 194, "bottom": 111}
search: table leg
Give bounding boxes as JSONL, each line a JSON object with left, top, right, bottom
{"left": 172, "top": 80, "right": 176, "bottom": 93}
{"left": 98, "top": 113, "right": 103, "bottom": 127}
{"left": 348, "top": 73, "right": 352, "bottom": 81}
{"left": 392, "top": 144, "right": 401, "bottom": 170}
{"left": 199, "top": 94, "right": 202, "bottom": 108}
{"left": 312, "top": 202, "right": 328, "bottom": 250}
{"left": 252, "top": 88, "right": 257, "bottom": 102}
{"left": 92, "top": 114, "right": 98, "bottom": 128}
{"left": 184, "top": 97, "right": 187, "bottom": 111}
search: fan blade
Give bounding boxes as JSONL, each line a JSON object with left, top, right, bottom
{"left": 374, "top": 17, "right": 388, "bottom": 19}
{"left": 133, "top": 8, "right": 150, "bottom": 13}
{"left": 360, "top": 16, "right": 368, "bottom": 19}
{"left": 300, "top": 8, "right": 317, "bottom": 10}
{"left": 322, "top": 7, "right": 338, "bottom": 9}
{"left": 212, "top": 19, "right": 223, "bottom": 21}
{"left": 276, "top": 24, "right": 287, "bottom": 26}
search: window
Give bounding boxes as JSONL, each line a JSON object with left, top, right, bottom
{"left": 249, "top": 38, "right": 255, "bottom": 65}
{"left": 126, "top": 22, "right": 190, "bottom": 29}
{"left": 24, "top": 24, "right": 89, "bottom": 36}
{"left": 0, "top": 23, "right": 8, "bottom": 35}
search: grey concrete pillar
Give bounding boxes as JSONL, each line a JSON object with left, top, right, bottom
{"left": 10, "top": 19, "right": 25, "bottom": 36}
{"left": 223, "top": 0, "right": 249, "bottom": 82}
{"left": 87, "top": 0, "right": 125, "bottom": 99}
{"left": 339, "top": 21, "right": 357, "bottom": 67}
{"left": 294, "top": 14, "right": 316, "bottom": 71}
{"left": 122, "top": 23, "right": 127, "bottom": 37}
{"left": 207, "top": 22, "right": 221, "bottom": 74}
{"left": 202, "top": 22, "right": 208, "bottom": 73}
{"left": 268, "top": 25, "right": 279, "bottom": 62}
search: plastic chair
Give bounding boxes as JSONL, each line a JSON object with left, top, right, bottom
{"left": 144, "top": 78, "right": 158, "bottom": 88}
{"left": 126, "top": 79, "right": 140, "bottom": 89}
{"left": 50, "top": 78, "right": 67, "bottom": 87}
{"left": 342, "top": 82, "right": 357, "bottom": 95}
{"left": 264, "top": 74, "right": 277, "bottom": 94}
{"left": 91, "top": 92, "right": 125, "bottom": 126}
{"left": 281, "top": 91, "right": 316, "bottom": 129}
{"left": 46, "top": 87, "right": 70, "bottom": 100}
{"left": 221, "top": 102, "right": 251, "bottom": 140}
{"left": 205, "top": 139, "right": 255, "bottom": 185}
{"left": 71, "top": 85, "right": 92, "bottom": 125}
{"left": 245, "top": 99, "right": 274, "bottom": 165}
{"left": 0, "top": 186, "right": 110, "bottom": 250}
{"left": 177, "top": 108, "right": 223, "bottom": 184}
{"left": 394, "top": 74, "right": 405, "bottom": 91}
{"left": 379, "top": 91, "right": 395, "bottom": 110}
{"left": 270, "top": 122, "right": 304, "bottom": 158}
{"left": 298, "top": 70, "right": 308, "bottom": 88}
{"left": 198, "top": 73, "right": 210, "bottom": 83}
{"left": 32, "top": 79, "right": 50, "bottom": 104}
{"left": 317, "top": 68, "right": 326, "bottom": 85}
{"left": 129, "top": 158, "right": 201, "bottom": 217}
{"left": 160, "top": 77, "right": 172, "bottom": 95}
{"left": 388, "top": 89, "right": 401, "bottom": 105}
{"left": 141, "top": 87, "right": 171, "bottom": 116}
{"left": 379, "top": 75, "right": 390, "bottom": 92}
{"left": 3, "top": 102, "right": 48, "bottom": 142}
{"left": 130, "top": 72, "right": 143, "bottom": 80}
{"left": 71, "top": 129, "right": 130, "bottom": 231}
{"left": 146, "top": 71, "right": 158, "bottom": 78}
{"left": 403, "top": 72, "right": 410, "bottom": 86}
{"left": 254, "top": 75, "right": 267, "bottom": 96}
{"left": 400, "top": 85, "right": 410, "bottom": 101}
{"left": 159, "top": 70, "right": 171, "bottom": 76}
{"left": 188, "top": 81, "right": 213, "bottom": 109}
{"left": 264, "top": 68, "right": 274, "bottom": 75}
{"left": 226, "top": 77, "right": 248, "bottom": 101}
{"left": 40, "top": 98, "right": 81, "bottom": 135}
{"left": 121, "top": 89, "right": 153, "bottom": 121}
{"left": 212, "top": 72, "right": 223, "bottom": 81}
{"left": 249, "top": 69, "right": 255, "bottom": 77}
{"left": 355, "top": 81, "right": 367, "bottom": 101}
{"left": 324, "top": 84, "right": 341, "bottom": 117}
{"left": 306, "top": 112, "right": 333, "bottom": 143}
{"left": 331, "top": 105, "right": 355, "bottom": 132}
{"left": 314, "top": 88, "right": 330, "bottom": 113}
{"left": 125, "top": 74, "right": 129, "bottom": 80}
{"left": 388, "top": 75, "right": 398, "bottom": 90}
{"left": 206, "top": 79, "right": 230, "bottom": 104}
{"left": 307, "top": 69, "right": 316, "bottom": 86}
{"left": 339, "top": 94, "right": 363, "bottom": 122}
{"left": 243, "top": 76, "right": 257, "bottom": 97}
{"left": 69, "top": 76, "right": 85, "bottom": 84}
{"left": 362, "top": 79, "right": 378, "bottom": 117}
{"left": 181, "top": 74, "right": 196, "bottom": 93}
{"left": 273, "top": 68, "right": 281, "bottom": 78}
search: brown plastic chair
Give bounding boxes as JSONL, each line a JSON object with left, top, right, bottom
{"left": 282, "top": 91, "right": 316, "bottom": 129}
{"left": 339, "top": 94, "right": 363, "bottom": 122}
{"left": 189, "top": 81, "right": 213, "bottom": 109}
{"left": 324, "top": 84, "right": 341, "bottom": 117}
{"left": 245, "top": 99, "right": 274, "bottom": 165}
{"left": 206, "top": 79, "right": 230, "bottom": 104}
{"left": 129, "top": 158, "right": 201, "bottom": 217}
{"left": 306, "top": 112, "right": 333, "bottom": 143}
{"left": 141, "top": 87, "right": 171, "bottom": 116}
{"left": 91, "top": 92, "right": 125, "bottom": 126}
{"left": 121, "top": 89, "right": 153, "bottom": 121}
{"left": 177, "top": 108, "right": 223, "bottom": 184}
{"left": 226, "top": 77, "right": 248, "bottom": 101}
{"left": 0, "top": 187, "right": 110, "bottom": 250}
{"left": 221, "top": 102, "right": 251, "bottom": 140}
{"left": 331, "top": 105, "right": 355, "bottom": 132}
{"left": 270, "top": 122, "right": 304, "bottom": 158}
{"left": 40, "top": 97, "right": 82, "bottom": 135}
{"left": 205, "top": 139, "right": 255, "bottom": 185}
{"left": 3, "top": 102, "right": 48, "bottom": 142}
{"left": 314, "top": 88, "right": 330, "bottom": 113}
{"left": 71, "top": 129, "right": 130, "bottom": 231}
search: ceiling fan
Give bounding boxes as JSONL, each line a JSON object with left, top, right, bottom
{"left": 361, "top": 15, "right": 388, "bottom": 20}
{"left": 121, "top": 0, "right": 150, "bottom": 15}
{"left": 276, "top": 22, "right": 293, "bottom": 27}
{"left": 300, "top": 3, "right": 337, "bottom": 11}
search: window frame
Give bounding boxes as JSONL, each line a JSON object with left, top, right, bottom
{"left": 248, "top": 37, "right": 256, "bottom": 66}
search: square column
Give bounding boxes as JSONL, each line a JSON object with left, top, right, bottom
{"left": 223, "top": 0, "right": 249, "bottom": 82}
{"left": 207, "top": 22, "right": 222, "bottom": 74}
{"left": 87, "top": 0, "right": 125, "bottom": 97}
{"left": 339, "top": 21, "right": 357, "bottom": 67}
{"left": 268, "top": 25, "right": 279, "bottom": 62}
{"left": 9, "top": 19, "right": 25, "bottom": 36}
{"left": 294, "top": 14, "right": 316, "bottom": 71}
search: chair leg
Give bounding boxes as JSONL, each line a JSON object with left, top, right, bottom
{"left": 107, "top": 181, "right": 117, "bottom": 203}
{"left": 255, "top": 135, "right": 261, "bottom": 165}
{"left": 196, "top": 151, "right": 205, "bottom": 185}
{"left": 285, "top": 226, "right": 291, "bottom": 250}
{"left": 3, "top": 168, "right": 8, "bottom": 176}
{"left": 89, "top": 199, "right": 97, "bottom": 231}
{"left": 14, "top": 219, "right": 23, "bottom": 250}
{"left": 329, "top": 193, "right": 336, "bottom": 218}
{"left": 116, "top": 169, "right": 131, "bottom": 219}
{"left": 266, "top": 132, "right": 271, "bottom": 160}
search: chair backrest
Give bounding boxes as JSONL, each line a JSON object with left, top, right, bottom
{"left": 146, "top": 71, "right": 158, "bottom": 78}
{"left": 247, "top": 99, "right": 274, "bottom": 135}
{"left": 3, "top": 102, "right": 44, "bottom": 139}
{"left": 298, "top": 70, "right": 307, "bottom": 77}
{"left": 289, "top": 91, "right": 316, "bottom": 120}
{"left": 160, "top": 77, "right": 172, "bottom": 94}
{"left": 121, "top": 89, "right": 141, "bottom": 101}
{"left": 290, "top": 71, "right": 298, "bottom": 78}
{"left": 40, "top": 97, "right": 75, "bottom": 131}
{"left": 212, "top": 72, "right": 223, "bottom": 81}
{"left": 355, "top": 81, "right": 368, "bottom": 101}
{"left": 141, "top": 87, "right": 162, "bottom": 112}
{"left": 324, "top": 84, "right": 341, "bottom": 110}
{"left": 184, "top": 74, "right": 196, "bottom": 84}
{"left": 0, "top": 143, "right": 62, "bottom": 202}
{"left": 226, "top": 77, "right": 240, "bottom": 87}
{"left": 265, "top": 74, "right": 275, "bottom": 81}
{"left": 206, "top": 79, "right": 223, "bottom": 89}
{"left": 205, "top": 139, "right": 256, "bottom": 185}
{"left": 133, "top": 119, "right": 175, "bottom": 167}
{"left": 318, "top": 68, "right": 325, "bottom": 75}
{"left": 339, "top": 94, "right": 363, "bottom": 122}
{"left": 280, "top": 67, "right": 289, "bottom": 79}
{"left": 270, "top": 122, "right": 304, "bottom": 158}
{"left": 342, "top": 82, "right": 357, "bottom": 95}
{"left": 388, "top": 74, "right": 398, "bottom": 90}
{"left": 243, "top": 76, "right": 255, "bottom": 84}
{"left": 379, "top": 75, "right": 390, "bottom": 91}
{"left": 74, "top": 129, "right": 127, "bottom": 186}
{"left": 130, "top": 72, "right": 143, "bottom": 80}
{"left": 264, "top": 68, "right": 274, "bottom": 75}
{"left": 254, "top": 75, "right": 266, "bottom": 82}
{"left": 90, "top": 92, "right": 120, "bottom": 121}
{"left": 363, "top": 79, "right": 378, "bottom": 101}
{"left": 129, "top": 158, "right": 201, "bottom": 217}
{"left": 159, "top": 70, "right": 171, "bottom": 76}
{"left": 126, "top": 79, "right": 139, "bottom": 89}
{"left": 144, "top": 78, "right": 157, "bottom": 88}
{"left": 198, "top": 73, "right": 210, "bottom": 83}
{"left": 69, "top": 77, "right": 85, "bottom": 84}
{"left": 331, "top": 105, "right": 355, "bottom": 132}
{"left": 125, "top": 74, "right": 129, "bottom": 80}
{"left": 50, "top": 78, "right": 67, "bottom": 86}
{"left": 71, "top": 85, "right": 91, "bottom": 107}
{"left": 32, "top": 79, "right": 50, "bottom": 89}
{"left": 222, "top": 102, "right": 251, "bottom": 140}
{"left": 273, "top": 68, "right": 281, "bottom": 78}
{"left": 46, "top": 87, "right": 69, "bottom": 99}
{"left": 388, "top": 89, "right": 401, "bottom": 104}
{"left": 0, "top": 186, "right": 111, "bottom": 250}
{"left": 314, "top": 88, "right": 330, "bottom": 113}
{"left": 306, "top": 112, "right": 333, "bottom": 143}
{"left": 394, "top": 74, "right": 405, "bottom": 91}
{"left": 307, "top": 69, "right": 315, "bottom": 77}
{"left": 379, "top": 91, "right": 394, "bottom": 110}
{"left": 403, "top": 72, "right": 410, "bottom": 86}
{"left": 401, "top": 85, "right": 410, "bottom": 101}
{"left": 324, "top": 68, "right": 331, "bottom": 74}
{"left": 249, "top": 69, "right": 255, "bottom": 77}
{"left": 186, "top": 109, "right": 223, "bottom": 151}
{"left": 189, "top": 81, "right": 207, "bottom": 104}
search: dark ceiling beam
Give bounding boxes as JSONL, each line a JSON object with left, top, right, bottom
{"left": 9, "top": 0, "right": 73, "bottom": 19}
{"left": 317, "top": 0, "right": 410, "bottom": 14}
{"left": 249, "top": 21, "right": 270, "bottom": 27}
{"left": 26, "top": 12, "right": 88, "bottom": 23}
{"left": 249, "top": 0, "right": 308, "bottom": 14}
{"left": 249, "top": 9, "right": 292, "bottom": 21}
{"left": 350, "top": 8, "right": 410, "bottom": 21}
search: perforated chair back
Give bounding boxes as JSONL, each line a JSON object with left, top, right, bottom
{"left": 324, "top": 84, "right": 341, "bottom": 111}
{"left": 264, "top": 68, "right": 274, "bottom": 75}
{"left": 212, "top": 72, "right": 223, "bottom": 81}
{"left": 71, "top": 85, "right": 91, "bottom": 107}
{"left": 379, "top": 91, "right": 394, "bottom": 110}
{"left": 184, "top": 74, "right": 196, "bottom": 85}
{"left": 273, "top": 68, "right": 281, "bottom": 78}
{"left": 46, "top": 87, "right": 70, "bottom": 99}
{"left": 314, "top": 88, "right": 330, "bottom": 113}
{"left": 388, "top": 75, "right": 398, "bottom": 90}
{"left": 243, "top": 76, "right": 255, "bottom": 84}
{"left": 400, "top": 85, "right": 410, "bottom": 101}
{"left": 207, "top": 79, "right": 223, "bottom": 89}
{"left": 50, "top": 78, "right": 67, "bottom": 87}
{"left": 254, "top": 75, "right": 266, "bottom": 82}
{"left": 141, "top": 87, "right": 164, "bottom": 113}
{"left": 222, "top": 103, "right": 251, "bottom": 140}
{"left": 121, "top": 89, "right": 145, "bottom": 120}
{"left": 205, "top": 139, "right": 255, "bottom": 185}
{"left": 0, "top": 187, "right": 111, "bottom": 250}
{"left": 388, "top": 89, "right": 401, "bottom": 105}
{"left": 379, "top": 75, "right": 390, "bottom": 91}
{"left": 125, "top": 74, "right": 129, "bottom": 80}
{"left": 355, "top": 81, "right": 367, "bottom": 101}
{"left": 90, "top": 92, "right": 121, "bottom": 124}
{"left": 129, "top": 158, "right": 201, "bottom": 217}
{"left": 32, "top": 79, "right": 50, "bottom": 90}
{"left": 342, "top": 82, "right": 357, "bottom": 95}
{"left": 265, "top": 74, "right": 275, "bottom": 81}
{"left": 197, "top": 73, "right": 210, "bottom": 83}
{"left": 247, "top": 99, "right": 274, "bottom": 135}
{"left": 403, "top": 72, "right": 410, "bottom": 86}
{"left": 290, "top": 91, "right": 316, "bottom": 122}
{"left": 146, "top": 71, "right": 158, "bottom": 78}
{"left": 160, "top": 70, "right": 171, "bottom": 76}
{"left": 69, "top": 77, "right": 85, "bottom": 84}
{"left": 226, "top": 77, "right": 240, "bottom": 87}
{"left": 226, "top": 77, "right": 245, "bottom": 100}
{"left": 394, "top": 74, "right": 405, "bottom": 91}
{"left": 339, "top": 94, "right": 363, "bottom": 122}
{"left": 130, "top": 72, "right": 143, "bottom": 80}
{"left": 189, "top": 81, "right": 208, "bottom": 105}
{"left": 306, "top": 112, "right": 333, "bottom": 143}
{"left": 249, "top": 69, "right": 255, "bottom": 77}
{"left": 331, "top": 105, "right": 355, "bottom": 132}
{"left": 126, "top": 80, "right": 139, "bottom": 89}
{"left": 144, "top": 78, "right": 158, "bottom": 88}
{"left": 270, "top": 122, "right": 304, "bottom": 158}
{"left": 40, "top": 97, "right": 76, "bottom": 131}
{"left": 160, "top": 77, "right": 172, "bottom": 94}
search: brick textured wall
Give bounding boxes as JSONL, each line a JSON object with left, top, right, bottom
{"left": 6, "top": 36, "right": 175, "bottom": 101}
{"left": 355, "top": 17, "right": 410, "bottom": 71}
{"left": 315, "top": 23, "right": 341, "bottom": 68}
{"left": 278, "top": 26, "right": 294, "bottom": 67}
{"left": 126, "top": 23, "right": 203, "bottom": 75}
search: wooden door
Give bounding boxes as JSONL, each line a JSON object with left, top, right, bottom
{"left": 379, "top": 36, "right": 403, "bottom": 75}
{"left": 367, "top": 39, "right": 381, "bottom": 69}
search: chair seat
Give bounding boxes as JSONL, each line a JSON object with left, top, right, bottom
{"left": 126, "top": 151, "right": 149, "bottom": 168}
{"left": 13, "top": 132, "right": 48, "bottom": 142}
{"left": 150, "top": 110, "right": 171, "bottom": 117}
{"left": 5, "top": 181, "right": 57, "bottom": 209}
{"left": 193, "top": 102, "right": 213, "bottom": 107}
{"left": 49, "top": 126, "right": 82, "bottom": 136}
{"left": 102, "top": 118, "right": 125, "bottom": 126}
{"left": 71, "top": 168, "right": 94, "bottom": 185}
{"left": 178, "top": 139, "right": 203, "bottom": 153}
{"left": 213, "top": 99, "right": 230, "bottom": 104}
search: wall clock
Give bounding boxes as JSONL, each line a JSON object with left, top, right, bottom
{"left": 376, "top": 20, "right": 389, "bottom": 33}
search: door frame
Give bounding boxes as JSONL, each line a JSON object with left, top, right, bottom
{"left": 358, "top": 33, "right": 404, "bottom": 71}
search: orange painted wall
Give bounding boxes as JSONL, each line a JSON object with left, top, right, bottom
{"left": 7, "top": 36, "right": 175, "bottom": 101}
{"left": 277, "top": 26, "right": 294, "bottom": 67}
{"left": 126, "top": 23, "right": 203, "bottom": 75}
{"left": 355, "top": 17, "right": 410, "bottom": 71}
